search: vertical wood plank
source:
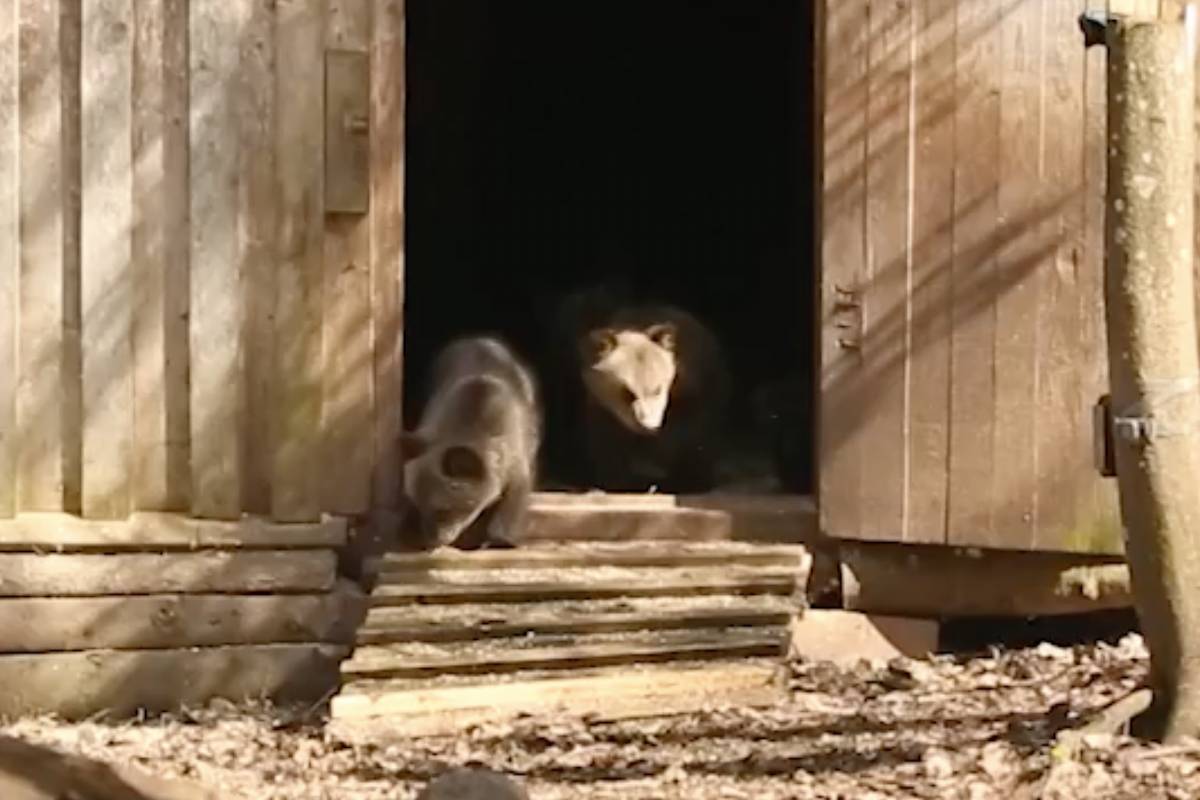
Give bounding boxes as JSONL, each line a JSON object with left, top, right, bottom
{"left": 81, "top": 0, "right": 135, "bottom": 518}
{"left": 1034, "top": 0, "right": 1089, "bottom": 548}
{"left": 323, "top": 0, "right": 374, "bottom": 515}
{"left": 860, "top": 0, "right": 913, "bottom": 541}
{"left": 132, "top": 0, "right": 191, "bottom": 511}
{"left": 272, "top": 0, "right": 326, "bottom": 523}
{"left": 946, "top": 0, "right": 1000, "bottom": 545}
{"left": 1084, "top": 1, "right": 1121, "bottom": 550}
{"left": 990, "top": 0, "right": 1042, "bottom": 549}
{"left": 0, "top": 0, "right": 16, "bottom": 517}
{"left": 189, "top": 1, "right": 245, "bottom": 519}
{"left": 239, "top": 0, "right": 277, "bottom": 515}
{"left": 163, "top": 0, "right": 191, "bottom": 510}
{"left": 17, "top": 0, "right": 66, "bottom": 511}
{"left": 370, "top": 0, "right": 405, "bottom": 514}
{"left": 906, "top": 0, "right": 955, "bottom": 544}
{"left": 818, "top": 0, "right": 869, "bottom": 541}
{"left": 61, "top": 0, "right": 83, "bottom": 515}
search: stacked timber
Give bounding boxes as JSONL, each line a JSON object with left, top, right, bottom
{"left": 329, "top": 542, "right": 808, "bottom": 739}
{"left": 0, "top": 513, "right": 361, "bottom": 720}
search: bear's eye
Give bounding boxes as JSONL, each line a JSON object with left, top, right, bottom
{"left": 621, "top": 387, "right": 636, "bottom": 405}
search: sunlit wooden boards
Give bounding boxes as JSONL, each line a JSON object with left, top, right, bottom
{"left": 329, "top": 542, "right": 806, "bottom": 739}
{"left": 524, "top": 491, "right": 818, "bottom": 544}
{"left": 0, "top": 514, "right": 358, "bottom": 720}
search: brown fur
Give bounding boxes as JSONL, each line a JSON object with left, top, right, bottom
{"left": 400, "top": 337, "right": 541, "bottom": 549}
{"left": 575, "top": 303, "right": 731, "bottom": 493}
{"left": 415, "top": 768, "right": 529, "bottom": 800}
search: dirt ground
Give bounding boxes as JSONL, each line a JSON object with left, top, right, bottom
{"left": 4, "top": 633, "right": 1199, "bottom": 799}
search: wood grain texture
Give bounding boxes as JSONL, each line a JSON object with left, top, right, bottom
{"left": 130, "top": 2, "right": 166, "bottom": 511}
{"left": 0, "top": 512, "right": 346, "bottom": 551}
{"left": 990, "top": 0, "right": 1042, "bottom": 549}
{"left": 1085, "top": 16, "right": 1121, "bottom": 555}
{"left": 272, "top": 0, "right": 326, "bottom": 523}
{"left": 323, "top": 212, "right": 374, "bottom": 514}
{"left": 239, "top": 0, "right": 277, "bottom": 517}
{"left": 189, "top": 1, "right": 245, "bottom": 519}
{"left": 81, "top": 0, "right": 135, "bottom": 519}
{"left": 946, "top": 0, "right": 1000, "bottom": 545}
{"left": 0, "top": 592, "right": 359, "bottom": 652}
{"left": 0, "top": 0, "right": 16, "bottom": 517}
{"left": 905, "top": 0, "right": 955, "bottom": 544}
{"left": 370, "top": 573, "right": 797, "bottom": 606}
{"left": 60, "top": 0, "right": 83, "bottom": 516}
{"left": 0, "top": 644, "right": 346, "bottom": 719}
{"left": 0, "top": 550, "right": 336, "bottom": 596}
{"left": 357, "top": 605, "right": 793, "bottom": 646}
{"left": 369, "top": 0, "right": 406, "bottom": 514}
{"left": 162, "top": 0, "right": 192, "bottom": 511}
{"left": 17, "top": 0, "right": 66, "bottom": 511}
{"left": 1036, "top": 0, "right": 1089, "bottom": 549}
{"left": 343, "top": 629, "right": 788, "bottom": 680}
{"left": 841, "top": 541, "right": 1132, "bottom": 617}
{"left": 818, "top": 0, "right": 869, "bottom": 542}
{"left": 330, "top": 663, "right": 784, "bottom": 734}
{"left": 322, "top": 3, "right": 373, "bottom": 525}
{"left": 861, "top": 0, "right": 914, "bottom": 541}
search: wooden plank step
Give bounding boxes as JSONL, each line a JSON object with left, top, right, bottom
{"left": 341, "top": 628, "right": 789, "bottom": 680}
{"left": 0, "top": 512, "right": 346, "bottom": 553}
{"left": 370, "top": 542, "right": 809, "bottom": 573}
{"left": 369, "top": 571, "right": 798, "bottom": 605}
{"left": 0, "top": 591, "right": 361, "bottom": 653}
{"left": 0, "top": 644, "right": 346, "bottom": 720}
{"left": 0, "top": 551, "right": 335, "bottom": 597}
{"left": 357, "top": 602, "right": 794, "bottom": 645}
{"left": 329, "top": 661, "right": 786, "bottom": 738}
{"left": 523, "top": 492, "right": 817, "bottom": 545}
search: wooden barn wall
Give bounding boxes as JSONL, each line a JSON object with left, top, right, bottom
{"left": 820, "top": 0, "right": 1122, "bottom": 554}
{"left": 0, "top": 0, "right": 405, "bottom": 523}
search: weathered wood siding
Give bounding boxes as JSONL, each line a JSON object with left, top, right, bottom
{"left": 820, "top": 0, "right": 1121, "bottom": 554}
{"left": 0, "top": 0, "right": 405, "bottom": 522}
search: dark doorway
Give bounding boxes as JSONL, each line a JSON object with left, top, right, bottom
{"left": 404, "top": 0, "right": 817, "bottom": 495}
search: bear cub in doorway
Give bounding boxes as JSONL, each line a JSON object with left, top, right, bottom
{"left": 565, "top": 290, "right": 731, "bottom": 493}
{"left": 400, "top": 336, "right": 542, "bottom": 550}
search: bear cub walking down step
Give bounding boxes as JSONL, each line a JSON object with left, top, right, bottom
{"left": 400, "top": 336, "right": 542, "bottom": 550}
{"left": 571, "top": 296, "right": 731, "bottom": 494}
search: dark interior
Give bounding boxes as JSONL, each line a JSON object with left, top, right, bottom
{"left": 404, "top": 0, "right": 817, "bottom": 494}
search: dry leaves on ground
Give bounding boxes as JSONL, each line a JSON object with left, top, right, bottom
{"left": 5, "top": 633, "right": 1200, "bottom": 799}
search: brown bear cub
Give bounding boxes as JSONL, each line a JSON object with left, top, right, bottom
{"left": 400, "top": 336, "right": 541, "bottom": 550}
{"left": 571, "top": 299, "right": 731, "bottom": 493}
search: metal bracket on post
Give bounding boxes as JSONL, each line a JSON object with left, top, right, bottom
{"left": 1113, "top": 414, "right": 1156, "bottom": 445}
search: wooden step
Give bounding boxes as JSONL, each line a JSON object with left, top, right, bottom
{"left": 369, "top": 542, "right": 809, "bottom": 574}
{"left": 329, "top": 661, "right": 787, "bottom": 738}
{"left": 522, "top": 492, "right": 816, "bottom": 545}
{"left": 368, "top": 570, "right": 798, "bottom": 605}
{"left": 342, "top": 627, "right": 789, "bottom": 680}
{"left": 356, "top": 600, "right": 794, "bottom": 645}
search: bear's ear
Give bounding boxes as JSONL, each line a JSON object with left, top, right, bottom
{"left": 583, "top": 327, "right": 618, "bottom": 363}
{"left": 399, "top": 432, "right": 428, "bottom": 462}
{"left": 646, "top": 322, "right": 677, "bottom": 352}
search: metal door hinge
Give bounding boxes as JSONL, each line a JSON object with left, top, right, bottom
{"left": 1093, "top": 394, "right": 1117, "bottom": 478}
{"left": 831, "top": 284, "right": 863, "bottom": 352}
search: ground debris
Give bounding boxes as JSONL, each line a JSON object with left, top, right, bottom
{"left": 2, "top": 634, "right": 1198, "bottom": 798}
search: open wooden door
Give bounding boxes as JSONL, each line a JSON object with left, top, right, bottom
{"left": 819, "top": 0, "right": 1120, "bottom": 555}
